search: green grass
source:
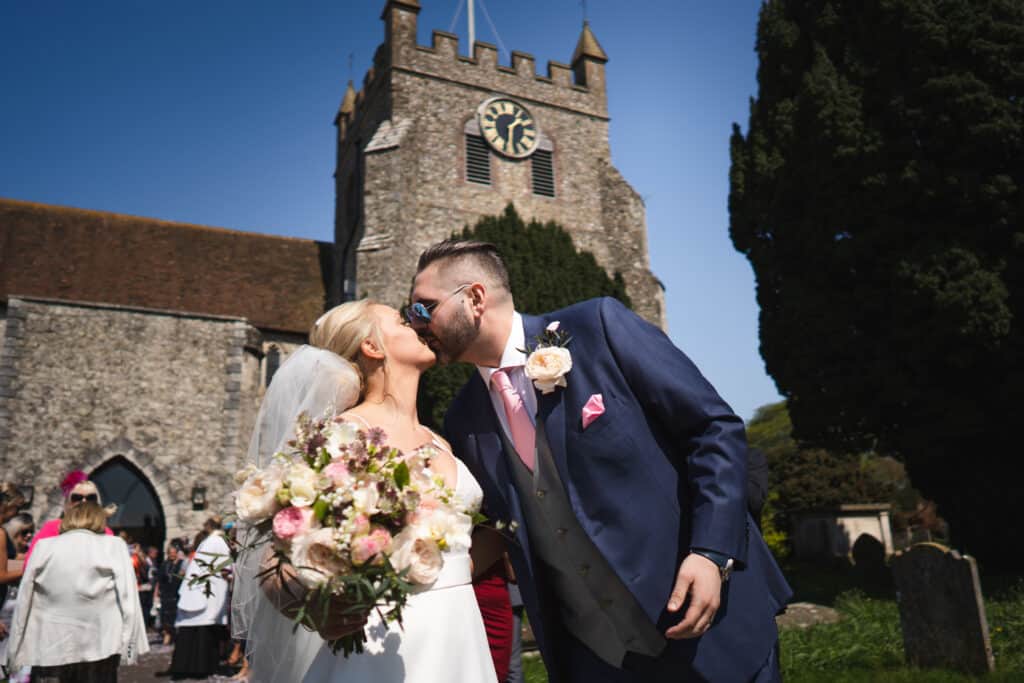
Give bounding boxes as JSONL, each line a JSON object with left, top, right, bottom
{"left": 514, "top": 568, "right": 1024, "bottom": 683}
{"left": 779, "top": 564, "right": 1024, "bottom": 682}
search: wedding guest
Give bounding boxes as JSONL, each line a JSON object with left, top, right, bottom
{"left": 506, "top": 582, "right": 526, "bottom": 683}
{"left": 132, "top": 542, "right": 156, "bottom": 630}
{"left": 158, "top": 542, "right": 186, "bottom": 645}
{"left": 0, "top": 491, "right": 32, "bottom": 670}
{"left": 473, "top": 561, "right": 514, "bottom": 682}
{"left": 24, "top": 471, "right": 113, "bottom": 566}
{"left": 4, "top": 501, "right": 149, "bottom": 681}
{"left": 0, "top": 484, "right": 28, "bottom": 609}
{"left": 168, "top": 517, "right": 232, "bottom": 680}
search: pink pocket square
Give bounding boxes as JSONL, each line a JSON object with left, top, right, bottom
{"left": 581, "top": 393, "right": 605, "bottom": 430}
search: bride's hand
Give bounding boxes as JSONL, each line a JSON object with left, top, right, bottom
{"left": 314, "top": 601, "right": 370, "bottom": 641}
{"left": 258, "top": 545, "right": 307, "bottom": 619}
{"left": 259, "top": 545, "right": 369, "bottom": 640}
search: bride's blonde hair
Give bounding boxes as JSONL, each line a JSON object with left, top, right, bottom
{"left": 309, "top": 300, "right": 385, "bottom": 398}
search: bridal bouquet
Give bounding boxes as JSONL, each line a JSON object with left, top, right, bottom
{"left": 234, "top": 412, "right": 472, "bottom": 656}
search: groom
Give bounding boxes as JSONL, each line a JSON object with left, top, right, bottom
{"left": 409, "top": 240, "right": 792, "bottom": 683}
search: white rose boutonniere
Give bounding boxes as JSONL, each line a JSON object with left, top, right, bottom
{"left": 522, "top": 321, "right": 573, "bottom": 394}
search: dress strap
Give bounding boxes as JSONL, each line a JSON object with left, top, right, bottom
{"left": 341, "top": 412, "right": 372, "bottom": 429}
{"left": 423, "top": 427, "right": 452, "bottom": 455}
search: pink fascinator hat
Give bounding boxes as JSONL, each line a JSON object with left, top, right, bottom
{"left": 60, "top": 470, "right": 90, "bottom": 498}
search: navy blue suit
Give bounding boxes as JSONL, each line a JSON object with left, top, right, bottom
{"left": 445, "top": 298, "right": 791, "bottom": 682}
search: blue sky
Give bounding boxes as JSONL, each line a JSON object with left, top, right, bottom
{"left": 0, "top": 0, "right": 782, "bottom": 421}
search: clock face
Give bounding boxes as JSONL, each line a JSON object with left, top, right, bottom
{"left": 477, "top": 98, "right": 539, "bottom": 158}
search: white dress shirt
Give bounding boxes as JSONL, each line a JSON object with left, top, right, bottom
{"left": 477, "top": 311, "right": 537, "bottom": 443}
{"left": 5, "top": 530, "right": 149, "bottom": 668}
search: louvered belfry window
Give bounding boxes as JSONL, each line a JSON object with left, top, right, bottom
{"left": 465, "top": 135, "right": 491, "bottom": 185}
{"left": 532, "top": 149, "right": 555, "bottom": 197}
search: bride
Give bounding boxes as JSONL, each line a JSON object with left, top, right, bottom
{"left": 232, "top": 300, "right": 499, "bottom": 683}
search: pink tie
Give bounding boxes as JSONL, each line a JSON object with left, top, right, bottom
{"left": 491, "top": 368, "right": 536, "bottom": 471}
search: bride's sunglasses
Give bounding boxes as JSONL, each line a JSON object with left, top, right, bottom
{"left": 403, "top": 284, "right": 471, "bottom": 324}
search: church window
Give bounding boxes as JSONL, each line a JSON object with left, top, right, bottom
{"left": 531, "top": 149, "right": 555, "bottom": 197}
{"left": 265, "top": 345, "right": 281, "bottom": 387}
{"left": 465, "top": 134, "right": 492, "bottom": 185}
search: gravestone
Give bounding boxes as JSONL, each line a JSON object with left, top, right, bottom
{"left": 891, "top": 543, "right": 994, "bottom": 673}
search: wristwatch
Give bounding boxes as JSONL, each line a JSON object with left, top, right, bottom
{"left": 690, "top": 548, "right": 734, "bottom": 582}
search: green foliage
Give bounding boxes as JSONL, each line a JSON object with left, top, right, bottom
{"left": 729, "top": 0, "right": 1024, "bottom": 565}
{"left": 747, "top": 401, "right": 910, "bottom": 526}
{"left": 760, "top": 491, "right": 790, "bottom": 561}
{"left": 418, "top": 204, "right": 632, "bottom": 429}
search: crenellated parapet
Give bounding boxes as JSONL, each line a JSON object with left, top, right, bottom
{"left": 358, "top": 1, "right": 606, "bottom": 123}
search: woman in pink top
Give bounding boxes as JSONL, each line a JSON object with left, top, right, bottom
{"left": 24, "top": 471, "right": 112, "bottom": 567}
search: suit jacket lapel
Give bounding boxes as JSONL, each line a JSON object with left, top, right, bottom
{"left": 464, "top": 372, "right": 535, "bottom": 571}
{"left": 523, "top": 314, "right": 571, "bottom": 486}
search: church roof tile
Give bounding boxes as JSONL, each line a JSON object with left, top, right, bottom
{"left": 0, "top": 198, "right": 330, "bottom": 334}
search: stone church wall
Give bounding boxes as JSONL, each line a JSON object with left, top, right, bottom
{"left": 0, "top": 298, "right": 261, "bottom": 541}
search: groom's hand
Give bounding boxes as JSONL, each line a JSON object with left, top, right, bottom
{"left": 664, "top": 553, "right": 722, "bottom": 639}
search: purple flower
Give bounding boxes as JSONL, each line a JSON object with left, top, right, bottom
{"left": 367, "top": 427, "right": 386, "bottom": 446}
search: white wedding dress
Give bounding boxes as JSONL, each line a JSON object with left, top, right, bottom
{"left": 301, "top": 451, "right": 498, "bottom": 683}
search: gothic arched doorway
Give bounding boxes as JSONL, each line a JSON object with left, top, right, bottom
{"left": 91, "top": 456, "right": 166, "bottom": 551}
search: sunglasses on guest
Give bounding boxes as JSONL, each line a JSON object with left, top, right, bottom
{"left": 70, "top": 493, "right": 99, "bottom": 503}
{"left": 403, "top": 284, "right": 471, "bottom": 325}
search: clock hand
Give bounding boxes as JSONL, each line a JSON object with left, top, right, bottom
{"left": 506, "top": 120, "right": 520, "bottom": 149}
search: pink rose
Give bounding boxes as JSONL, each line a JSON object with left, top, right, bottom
{"left": 323, "top": 460, "right": 351, "bottom": 488}
{"left": 352, "top": 513, "right": 371, "bottom": 536}
{"left": 406, "top": 494, "right": 440, "bottom": 525}
{"left": 350, "top": 526, "right": 393, "bottom": 566}
{"left": 273, "top": 506, "right": 315, "bottom": 543}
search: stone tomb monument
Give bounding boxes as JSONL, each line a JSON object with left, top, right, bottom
{"left": 891, "top": 543, "right": 995, "bottom": 673}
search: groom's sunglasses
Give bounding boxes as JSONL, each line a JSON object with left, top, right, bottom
{"left": 403, "top": 284, "right": 471, "bottom": 324}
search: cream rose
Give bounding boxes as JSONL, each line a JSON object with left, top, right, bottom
{"left": 351, "top": 481, "right": 380, "bottom": 515}
{"left": 286, "top": 464, "right": 320, "bottom": 508}
{"left": 235, "top": 464, "right": 285, "bottom": 523}
{"left": 390, "top": 528, "right": 444, "bottom": 585}
{"left": 290, "top": 527, "right": 349, "bottom": 589}
{"left": 325, "top": 421, "right": 361, "bottom": 457}
{"left": 524, "top": 346, "right": 572, "bottom": 394}
{"left": 422, "top": 507, "right": 473, "bottom": 553}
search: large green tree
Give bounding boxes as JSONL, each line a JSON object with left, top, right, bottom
{"left": 417, "top": 205, "right": 632, "bottom": 429}
{"left": 729, "top": 0, "right": 1024, "bottom": 564}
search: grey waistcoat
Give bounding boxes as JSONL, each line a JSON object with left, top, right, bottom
{"left": 502, "top": 419, "right": 665, "bottom": 668}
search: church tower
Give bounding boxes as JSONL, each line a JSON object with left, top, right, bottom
{"left": 334, "top": 0, "right": 664, "bottom": 326}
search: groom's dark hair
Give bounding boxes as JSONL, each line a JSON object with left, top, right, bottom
{"left": 416, "top": 239, "right": 510, "bottom": 292}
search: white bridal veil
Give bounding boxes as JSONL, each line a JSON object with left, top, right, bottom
{"left": 232, "top": 345, "right": 361, "bottom": 682}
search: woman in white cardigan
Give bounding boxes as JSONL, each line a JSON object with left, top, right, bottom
{"left": 5, "top": 501, "right": 149, "bottom": 682}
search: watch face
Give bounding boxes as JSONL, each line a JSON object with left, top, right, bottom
{"left": 477, "top": 97, "right": 539, "bottom": 158}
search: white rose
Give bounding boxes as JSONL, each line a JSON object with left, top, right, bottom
{"left": 389, "top": 527, "right": 444, "bottom": 585}
{"left": 286, "top": 464, "right": 320, "bottom": 508}
{"left": 235, "top": 465, "right": 285, "bottom": 523}
{"left": 410, "top": 505, "right": 472, "bottom": 553}
{"left": 290, "top": 527, "right": 349, "bottom": 589}
{"left": 326, "top": 421, "right": 361, "bottom": 457}
{"left": 351, "top": 481, "right": 380, "bottom": 515}
{"left": 524, "top": 346, "right": 572, "bottom": 394}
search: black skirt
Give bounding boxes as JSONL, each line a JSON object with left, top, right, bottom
{"left": 168, "top": 624, "right": 227, "bottom": 679}
{"left": 31, "top": 654, "right": 119, "bottom": 683}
